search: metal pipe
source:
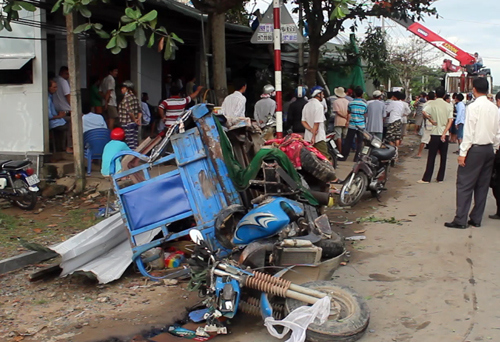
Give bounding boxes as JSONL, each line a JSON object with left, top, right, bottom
{"left": 285, "top": 289, "right": 321, "bottom": 305}
{"left": 273, "top": 0, "right": 283, "bottom": 139}
{"left": 289, "top": 284, "right": 327, "bottom": 299}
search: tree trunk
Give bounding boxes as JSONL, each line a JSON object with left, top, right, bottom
{"left": 66, "top": 13, "right": 85, "bottom": 193}
{"left": 210, "top": 12, "right": 227, "bottom": 105}
{"left": 306, "top": 41, "right": 320, "bottom": 88}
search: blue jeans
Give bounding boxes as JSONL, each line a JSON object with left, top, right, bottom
{"left": 473, "top": 63, "right": 483, "bottom": 72}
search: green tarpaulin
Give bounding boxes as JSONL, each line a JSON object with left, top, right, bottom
{"left": 214, "top": 118, "right": 318, "bottom": 206}
{"left": 327, "top": 34, "right": 366, "bottom": 93}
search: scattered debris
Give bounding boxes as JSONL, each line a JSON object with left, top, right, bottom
{"left": 345, "top": 236, "right": 366, "bottom": 241}
{"left": 353, "top": 229, "right": 366, "bottom": 234}
{"left": 357, "top": 216, "right": 403, "bottom": 225}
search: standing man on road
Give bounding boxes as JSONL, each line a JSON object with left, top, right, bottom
{"left": 418, "top": 87, "right": 453, "bottom": 184}
{"left": 385, "top": 92, "right": 405, "bottom": 148}
{"left": 445, "top": 78, "right": 500, "bottom": 229}
{"left": 301, "top": 87, "right": 328, "bottom": 159}
{"left": 285, "top": 87, "right": 307, "bottom": 134}
{"left": 488, "top": 92, "right": 500, "bottom": 220}
{"left": 366, "top": 90, "right": 385, "bottom": 140}
{"left": 341, "top": 87, "right": 367, "bottom": 162}
{"left": 100, "top": 66, "right": 119, "bottom": 129}
{"left": 221, "top": 79, "right": 247, "bottom": 118}
{"left": 332, "top": 87, "right": 350, "bottom": 155}
{"left": 254, "top": 84, "right": 276, "bottom": 128}
{"left": 454, "top": 93, "right": 466, "bottom": 153}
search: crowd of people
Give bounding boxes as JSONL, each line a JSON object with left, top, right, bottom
{"left": 48, "top": 66, "right": 202, "bottom": 154}
{"left": 48, "top": 69, "right": 500, "bottom": 227}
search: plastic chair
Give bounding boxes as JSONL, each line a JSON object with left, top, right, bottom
{"left": 83, "top": 128, "right": 111, "bottom": 175}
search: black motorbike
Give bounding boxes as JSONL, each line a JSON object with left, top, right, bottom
{"left": 339, "top": 130, "right": 396, "bottom": 207}
{"left": 0, "top": 159, "right": 39, "bottom": 210}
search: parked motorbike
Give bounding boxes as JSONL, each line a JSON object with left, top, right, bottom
{"left": 325, "top": 131, "right": 343, "bottom": 169}
{"left": 339, "top": 130, "right": 396, "bottom": 207}
{"left": 0, "top": 159, "right": 39, "bottom": 210}
{"left": 188, "top": 229, "right": 370, "bottom": 342}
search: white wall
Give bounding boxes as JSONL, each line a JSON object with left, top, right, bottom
{"left": 0, "top": 9, "right": 48, "bottom": 154}
{"left": 140, "top": 45, "right": 162, "bottom": 106}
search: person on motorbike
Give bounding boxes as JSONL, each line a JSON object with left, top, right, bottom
{"left": 254, "top": 84, "right": 277, "bottom": 128}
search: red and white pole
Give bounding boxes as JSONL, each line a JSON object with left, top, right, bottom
{"left": 273, "top": 0, "right": 283, "bottom": 138}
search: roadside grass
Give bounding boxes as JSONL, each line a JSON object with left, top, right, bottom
{"left": 0, "top": 208, "right": 102, "bottom": 258}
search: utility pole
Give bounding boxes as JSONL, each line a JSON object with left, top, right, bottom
{"left": 298, "top": 2, "right": 304, "bottom": 84}
{"left": 66, "top": 13, "right": 85, "bottom": 193}
{"left": 273, "top": 0, "right": 283, "bottom": 138}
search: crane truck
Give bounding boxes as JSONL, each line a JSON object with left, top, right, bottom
{"left": 393, "top": 17, "right": 493, "bottom": 94}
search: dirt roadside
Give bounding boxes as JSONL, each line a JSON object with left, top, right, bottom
{"left": 0, "top": 134, "right": 421, "bottom": 342}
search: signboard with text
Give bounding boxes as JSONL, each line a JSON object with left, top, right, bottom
{"left": 250, "top": 4, "right": 305, "bottom": 44}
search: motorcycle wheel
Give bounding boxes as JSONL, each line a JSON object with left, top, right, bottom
{"left": 300, "top": 149, "right": 337, "bottom": 184}
{"left": 12, "top": 180, "right": 37, "bottom": 210}
{"left": 339, "top": 172, "right": 367, "bottom": 207}
{"left": 285, "top": 281, "right": 370, "bottom": 342}
{"left": 315, "top": 234, "right": 344, "bottom": 259}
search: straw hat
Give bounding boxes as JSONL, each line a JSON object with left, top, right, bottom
{"left": 334, "top": 87, "right": 346, "bottom": 98}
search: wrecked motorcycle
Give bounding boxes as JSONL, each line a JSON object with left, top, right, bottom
{"left": 188, "top": 229, "right": 370, "bottom": 342}
{"left": 339, "top": 130, "right": 396, "bottom": 207}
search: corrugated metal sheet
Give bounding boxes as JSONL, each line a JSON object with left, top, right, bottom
{"left": 0, "top": 57, "right": 33, "bottom": 70}
{"left": 50, "top": 214, "right": 161, "bottom": 284}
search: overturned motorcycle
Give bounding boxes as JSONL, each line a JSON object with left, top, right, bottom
{"left": 188, "top": 229, "right": 370, "bottom": 342}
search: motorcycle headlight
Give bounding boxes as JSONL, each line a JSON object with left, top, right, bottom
{"left": 371, "top": 137, "right": 382, "bottom": 149}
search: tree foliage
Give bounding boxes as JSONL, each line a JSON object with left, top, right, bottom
{"left": 388, "top": 36, "right": 441, "bottom": 96}
{"left": 0, "top": 0, "right": 183, "bottom": 60}
{"left": 297, "top": 0, "right": 438, "bottom": 86}
{"left": 360, "top": 26, "right": 396, "bottom": 88}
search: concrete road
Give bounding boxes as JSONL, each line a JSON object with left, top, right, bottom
{"left": 223, "top": 144, "right": 500, "bottom": 342}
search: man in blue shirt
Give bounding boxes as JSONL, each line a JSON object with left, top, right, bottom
{"left": 82, "top": 102, "right": 107, "bottom": 133}
{"left": 341, "top": 87, "right": 367, "bottom": 162}
{"left": 48, "top": 79, "right": 73, "bottom": 153}
{"left": 454, "top": 93, "right": 466, "bottom": 151}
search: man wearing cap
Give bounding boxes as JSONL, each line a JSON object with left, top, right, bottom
{"left": 366, "top": 90, "right": 385, "bottom": 140}
{"left": 302, "top": 87, "right": 328, "bottom": 159}
{"left": 254, "top": 84, "right": 276, "bottom": 128}
{"left": 332, "top": 87, "right": 350, "bottom": 154}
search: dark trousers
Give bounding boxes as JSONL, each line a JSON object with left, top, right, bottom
{"left": 492, "top": 186, "right": 500, "bottom": 216}
{"left": 422, "top": 135, "right": 449, "bottom": 182}
{"left": 454, "top": 145, "right": 495, "bottom": 225}
{"left": 341, "top": 128, "right": 363, "bottom": 161}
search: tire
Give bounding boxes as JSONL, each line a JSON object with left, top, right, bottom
{"left": 13, "top": 180, "right": 37, "bottom": 210}
{"left": 339, "top": 172, "right": 367, "bottom": 207}
{"left": 300, "top": 148, "right": 336, "bottom": 184}
{"left": 285, "top": 281, "right": 370, "bottom": 342}
{"left": 316, "top": 235, "right": 344, "bottom": 259}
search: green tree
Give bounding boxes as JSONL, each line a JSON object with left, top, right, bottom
{"left": 298, "top": 0, "right": 437, "bottom": 87}
{"left": 191, "top": 0, "right": 247, "bottom": 104}
{"left": 360, "top": 26, "right": 396, "bottom": 88}
{"left": 1, "top": 0, "right": 183, "bottom": 59}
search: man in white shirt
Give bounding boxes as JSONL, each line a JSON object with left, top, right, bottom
{"left": 301, "top": 87, "right": 328, "bottom": 159}
{"left": 254, "top": 84, "right": 276, "bottom": 128}
{"left": 82, "top": 103, "right": 107, "bottom": 133}
{"left": 53, "top": 66, "right": 71, "bottom": 113}
{"left": 418, "top": 87, "right": 453, "bottom": 184}
{"left": 221, "top": 79, "right": 247, "bottom": 118}
{"left": 100, "top": 66, "right": 119, "bottom": 129}
{"left": 489, "top": 92, "right": 500, "bottom": 220}
{"left": 445, "top": 78, "right": 500, "bottom": 229}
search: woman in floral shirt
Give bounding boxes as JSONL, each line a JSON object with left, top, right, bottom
{"left": 118, "top": 80, "right": 142, "bottom": 149}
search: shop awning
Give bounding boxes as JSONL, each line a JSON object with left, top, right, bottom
{"left": 0, "top": 57, "right": 32, "bottom": 70}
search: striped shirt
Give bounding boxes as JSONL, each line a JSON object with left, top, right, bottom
{"left": 159, "top": 96, "right": 191, "bottom": 128}
{"left": 347, "top": 98, "right": 367, "bottom": 129}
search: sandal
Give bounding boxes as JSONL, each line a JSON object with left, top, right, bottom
{"left": 330, "top": 179, "right": 343, "bottom": 184}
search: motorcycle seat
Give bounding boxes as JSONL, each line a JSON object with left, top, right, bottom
{"left": 2, "top": 160, "right": 31, "bottom": 170}
{"left": 0, "top": 160, "right": 12, "bottom": 169}
{"left": 371, "top": 145, "right": 396, "bottom": 161}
